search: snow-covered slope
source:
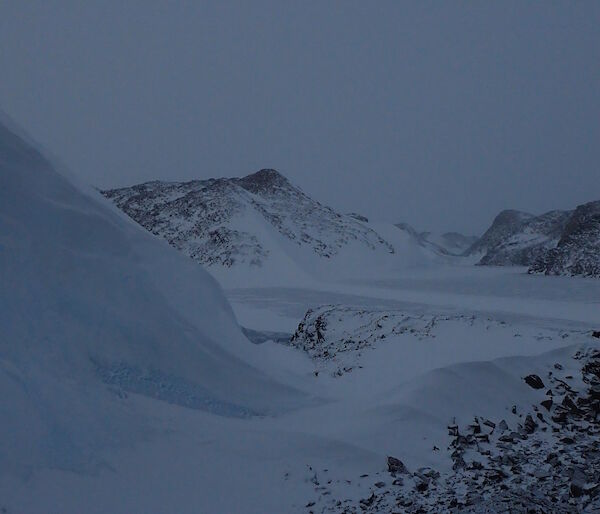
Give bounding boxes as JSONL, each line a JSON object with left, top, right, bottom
{"left": 395, "top": 222, "right": 477, "bottom": 256}
{"left": 103, "top": 171, "right": 437, "bottom": 286}
{"left": 427, "top": 231, "right": 478, "bottom": 255}
{"left": 465, "top": 209, "right": 570, "bottom": 265}
{"left": 284, "top": 303, "right": 600, "bottom": 512}
{"left": 530, "top": 200, "right": 600, "bottom": 278}
{"left": 0, "top": 120, "right": 305, "bottom": 476}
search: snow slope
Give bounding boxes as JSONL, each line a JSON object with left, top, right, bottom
{"left": 0, "top": 119, "right": 306, "bottom": 477}
{"left": 395, "top": 222, "right": 478, "bottom": 256}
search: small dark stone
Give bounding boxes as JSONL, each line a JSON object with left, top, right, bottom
{"left": 524, "top": 374, "right": 545, "bottom": 389}
{"left": 541, "top": 399, "right": 553, "bottom": 411}
{"left": 498, "top": 434, "right": 514, "bottom": 443}
{"left": 592, "top": 330, "right": 600, "bottom": 339}
{"left": 570, "top": 483, "right": 584, "bottom": 497}
{"left": 552, "top": 410, "right": 568, "bottom": 423}
{"left": 387, "top": 456, "right": 408, "bottom": 475}
{"left": 561, "top": 396, "right": 582, "bottom": 414}
{"left": 415, "top": 481, "right": 428, "bottom": 493}
{"left": 359, "top": 493, "right": 376, "bottom": 507}
{"left": 482, "top": 419, "right": 496, "bottom": 430}
{"left": 374, "top": 481, "right": 386, "bottom": 488}
{"left": 524, "top": 414, "right": 538, "bottom": 434}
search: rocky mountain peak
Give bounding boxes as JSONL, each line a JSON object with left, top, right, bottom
{"left": 492, "top": 209, "right": 534, "bottom": 226}
{"left": 235, "top": 168, "right": 290, "bottom": 194}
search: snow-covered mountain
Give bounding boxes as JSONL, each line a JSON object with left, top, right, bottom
{"left": 0, "top": 119, "right": 303, "bottom": 475}
{"left": 465, "top": 209, "right": 570, "bottom": 265}
{"left": 395, "top": 222, "right": 477, "bottom": 256}
{"left": 529, "top": 200, "right": 600, "bottom": 278}
{"left": 103, "top": 170, "right": 435, "bottom": 285}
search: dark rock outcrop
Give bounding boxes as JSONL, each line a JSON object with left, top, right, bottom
{"left": 529, "top": 200, "right": 600, "bottom": 278}
{"left": 465, "top": 209, "right": 570, "bottom": 266}
{"left": 524, "top": 374, "right": 545, "bottom": 389}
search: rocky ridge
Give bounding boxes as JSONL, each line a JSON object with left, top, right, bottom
{"left": 529, "top": 200, "right": 600, "bottom": 278}
{"left": 289, "top": 305, "right": 586, "bottom": 377}
{"left": 102, "top": 169, "right": 394, "bottom": 270}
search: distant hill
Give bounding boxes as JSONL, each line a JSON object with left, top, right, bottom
{"left": 464, "top": 209, "right": 570, "bottom": 266}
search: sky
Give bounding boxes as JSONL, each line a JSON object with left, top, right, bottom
{"left": 1, "top": 1, "right": 599, "bottom": 235}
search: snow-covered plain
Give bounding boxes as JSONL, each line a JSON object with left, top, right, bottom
{"left": 2, "top": 118, "right": 600, "bottom": 512}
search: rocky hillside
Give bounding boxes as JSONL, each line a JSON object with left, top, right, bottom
{"left": 529, "top": 200, "right": 600, "bottom": 278}
{"left": 103, "top": 169, "right": 396, "bottom": 280}
{"left": 465, "top": 209, "right": 570, "bottom": 266}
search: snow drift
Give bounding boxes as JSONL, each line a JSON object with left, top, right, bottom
{"left": 0, "top": 119, "right": 305, "bottom": 476}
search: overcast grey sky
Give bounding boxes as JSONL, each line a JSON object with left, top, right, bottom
{"left": 1, "top": 1, "right": 599, "bottom": 234}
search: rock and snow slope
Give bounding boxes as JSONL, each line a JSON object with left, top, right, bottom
{"left": 529, "top": 200, "right": 600, "bottom": 278}
{"left": 300, "top": 343, "right": 600, "bottom": 513}
{"left": 0, "top": 119, "right": 304, "bottom": 476}
{"left": 467, "top": 202, "right": 600, "bottom": 277}
{"left": 465, "top": 209, "right": 570, "bottom": 265}
{"left": 103, "top": 170, "right": 436, "bottom": 286}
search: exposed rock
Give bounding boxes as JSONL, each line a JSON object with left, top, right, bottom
{"left": 524, "top": 414, "right": 538, "bottom": 434}
{"left": 302, "top": 345, "right": 600, "bottom": 513}
{"left": 524, "top": 374, "right": 545, "bottom": 389}
{"left": 346, "top": 212, "right": 369, "bottom": 223}
{"left": 529, "top": 200, "right": 600, "bottom": 278}
{"left": 387, "top": 456, "right": 408, "bottom": 475}
{"left": 465, "top": 209, "right": 570, "bottom": 266}
{"left": 289, "top": 306, "right": 585, "bottom": 377}
{"left": 102, "top": 169, "right": 394, "bottom": 270}
{"left": 359, "top": 492, "right": 376, "bottom": 507}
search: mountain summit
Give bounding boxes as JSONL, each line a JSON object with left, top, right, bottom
{"left": 235, "top": 168, "right": 290, "bottom": 193}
